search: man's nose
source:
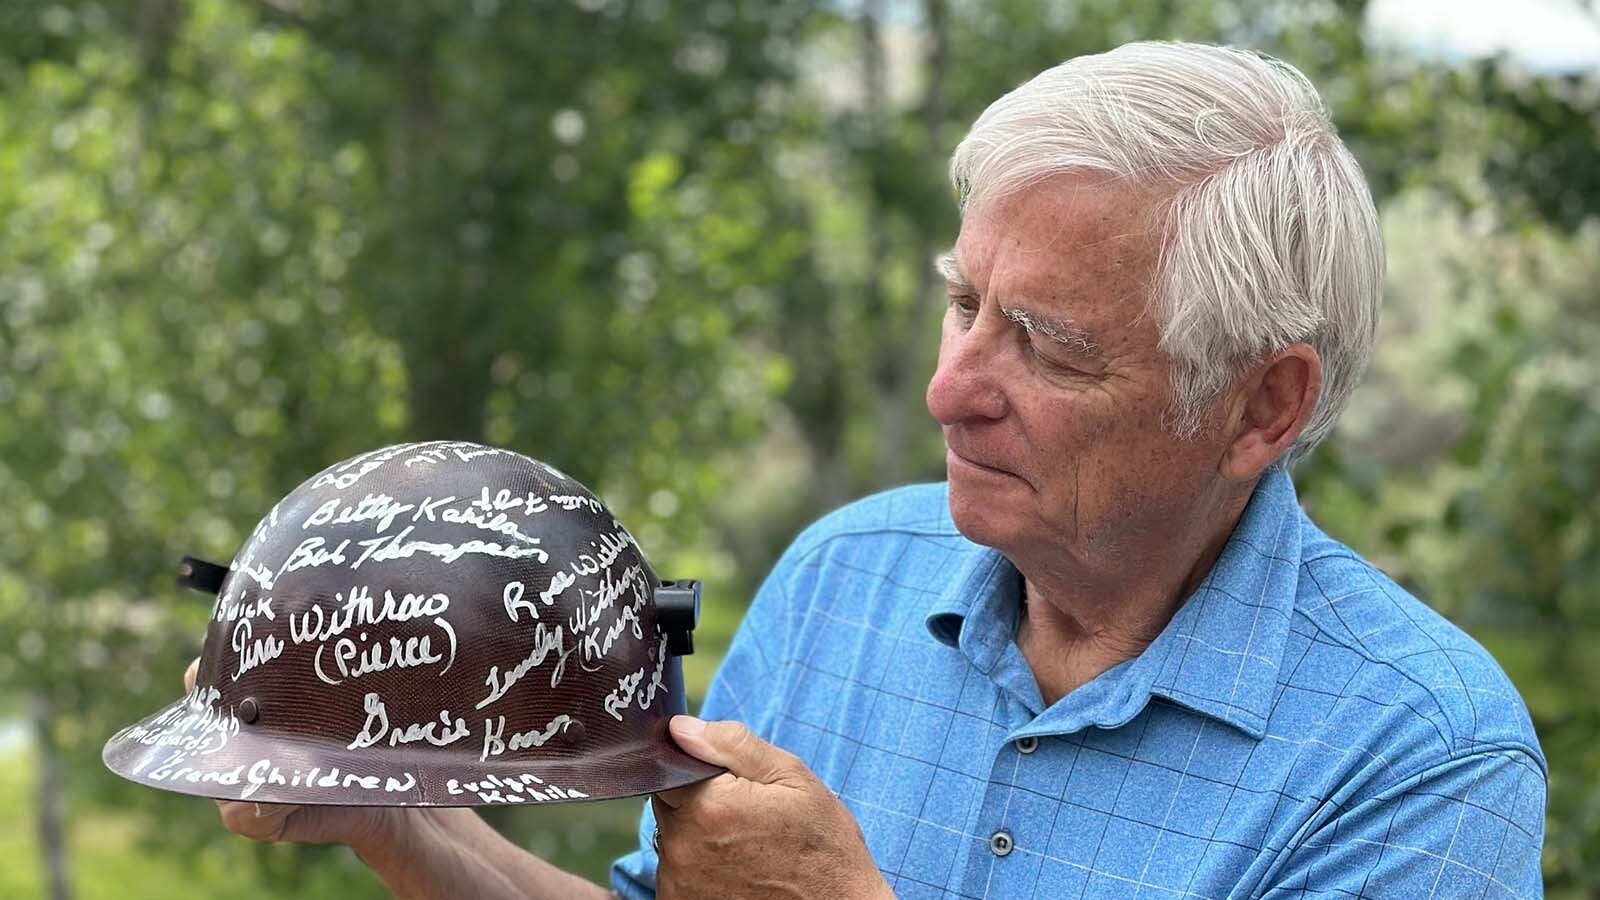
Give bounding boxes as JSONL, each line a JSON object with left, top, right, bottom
{"left": 926, "top": 319, "right": 1009, "bottom": 425}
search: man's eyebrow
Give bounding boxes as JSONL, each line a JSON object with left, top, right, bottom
{"left": 1001, "top": 307, "right": 1101, "bottom": 357}
{"left": 934, "top": 251, "right": 971, "bottom": 290}
{"left": 935, "top": 249, "right": 1101, "bottom": 357}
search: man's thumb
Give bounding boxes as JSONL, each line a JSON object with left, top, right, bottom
{"left": 668, "top": 716, "right": 802, "bottom": 786}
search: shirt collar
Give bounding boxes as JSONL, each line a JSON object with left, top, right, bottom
{"left": 925, "top": 545, "right": 1021, "bottom": 675}
{"left": 924, "top": 466, "right": 1303, "bottom": 739}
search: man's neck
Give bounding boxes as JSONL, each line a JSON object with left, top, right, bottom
{"left": 1013, "top": 483, "right": 1255, "bottom": 706}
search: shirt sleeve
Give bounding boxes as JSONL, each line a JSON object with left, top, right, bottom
{"left": 608, "top": 543, "right": 804, "bottom": 898}
{"left": 1261, "top": 746, "right": 1547, "bottom": 899}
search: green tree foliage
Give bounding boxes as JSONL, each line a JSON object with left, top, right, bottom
{"left": 0, "top": 0, "right": 812, "bottom": 892}
{"left": 2, "top": 0, "right": 1597, "bottom": 895}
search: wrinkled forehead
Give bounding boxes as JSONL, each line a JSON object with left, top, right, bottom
{"left": 954, "top": 175, "right": 1167, "bottom": 324}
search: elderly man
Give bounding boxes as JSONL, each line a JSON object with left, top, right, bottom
{"left": 198, "top": 41, "right": 1546, "bottom": 898}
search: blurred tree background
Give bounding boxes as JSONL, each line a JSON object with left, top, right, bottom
{"left": 0, "top": 0, "right": 1595, "bottom": 896}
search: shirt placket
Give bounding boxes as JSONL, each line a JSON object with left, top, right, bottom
{"left": 954, "top": 691, "right": 1045, "bottom": 898}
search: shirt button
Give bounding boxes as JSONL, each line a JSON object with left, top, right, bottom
{"left": 989, "top": 830, "right": 1014, "bottom": 857}
{"left": 1015, "top": 736, "right": 1038, "bottom": 754}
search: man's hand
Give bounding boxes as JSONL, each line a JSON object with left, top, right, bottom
{"left": 180, "top": 658, "right": 612, "bottom": 899}
{"left": 653, "top": 716, "right": 893, "bottom": 900}
{"left": 182, "top": 658, "right": 397, "bottom": 851}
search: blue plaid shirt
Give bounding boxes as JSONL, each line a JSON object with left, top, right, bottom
{"left": 612, "top": 467, "right": 1546, "bottom": 898}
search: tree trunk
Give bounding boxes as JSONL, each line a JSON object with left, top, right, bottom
{"left": 859, "top": 0, "right": 903, "bottom": 487}
{"left": 33, "top": 692, "right": 72, "bottom": 900}
{"left": 404, "top": 342, "right": 492, "bottom": 441}
{"left": 136, "top": 0, "right": 183, "bottom": 80}
{"left": 880, "top": 0, "right": 950, "bottom": 485}
{"left": 384, "top": 32, "right": 492, "bottom": 442}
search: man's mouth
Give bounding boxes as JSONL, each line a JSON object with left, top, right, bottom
{"left": 945, "top": 446, "right": 1020, "bottom": 480}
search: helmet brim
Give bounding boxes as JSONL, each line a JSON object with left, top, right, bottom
{"left": 103, "top": 692, "right": 724, "bottom": 807}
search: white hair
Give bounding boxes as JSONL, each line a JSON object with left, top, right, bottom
{"left": 949, "top": 41, "right": 1384, "bottom": 467}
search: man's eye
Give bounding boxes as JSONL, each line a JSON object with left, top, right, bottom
{"left": 1023, "top": 337, "right": 1085, "bottom": 374}
{"left": 947, "top": 294, "right": 979, "bottom": 320}
{"left": 1037, "top": 352, "right": 1091, "bottom": 378}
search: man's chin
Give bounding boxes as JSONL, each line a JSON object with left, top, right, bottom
{"left": 944, "top": 488, "right": 1022, "bottom": 550}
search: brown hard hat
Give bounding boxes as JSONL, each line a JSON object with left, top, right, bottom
{"left": 102, "top": 441, "right": 722, "bottom": 806}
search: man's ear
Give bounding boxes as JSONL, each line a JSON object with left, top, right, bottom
{"left": 1220, "top": 344, "right": 1323, "bottom": 481}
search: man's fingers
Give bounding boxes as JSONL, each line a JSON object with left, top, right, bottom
{"left": 184, "top": 657, "right": 199, "bottom": 692}
{"left": 653, "top": 772, "right": 734, "bottom": 810}
{"left": 650, "top": 794, "right": 674, "bottom": 831}
{"left": 216, "top": 799, "right": 296, "bottom": 842}
{"left": 668, "top": 716, "right": 807, "bottom": 787}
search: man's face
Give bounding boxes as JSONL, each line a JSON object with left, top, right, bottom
{"left": 926, "top": 174, "right": 1230, "bottom": 564}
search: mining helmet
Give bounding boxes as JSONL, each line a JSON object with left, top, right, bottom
{"left": 102, "top": 441, "right": 719, "bottom": 806}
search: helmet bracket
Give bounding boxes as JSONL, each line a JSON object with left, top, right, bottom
{"left": 655, "top": 580, "right": 701, "bottom": 657}
{"left": 177, "top": 556, "right": 229, "bottom": 595}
